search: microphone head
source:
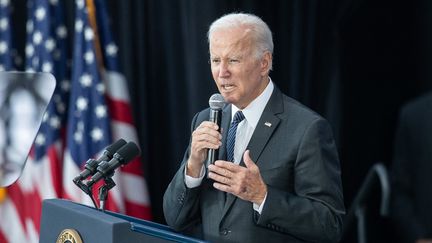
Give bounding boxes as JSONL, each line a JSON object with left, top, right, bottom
{"left": 115, "top": 142, "right": 141, "bottom": 165}
{"left": 105, "top": 138, "right": 127, "bottom": 155}
{"left": 209, "top": 93, "right": 225, "bottom": 110}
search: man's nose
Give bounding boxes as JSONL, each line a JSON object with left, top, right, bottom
{"left": 218, "top": 61, "right": 230, "bottom": 77}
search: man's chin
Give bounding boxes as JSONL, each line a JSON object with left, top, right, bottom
{"left": 220, "top": 94, "right": 237, "bottom": 105}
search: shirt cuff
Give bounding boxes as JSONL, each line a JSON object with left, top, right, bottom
{"left": 253, "top": 192, "right": 268, "bottom": 214}
{"left": 184, "top": 164, "right": 205, "bottom": 188}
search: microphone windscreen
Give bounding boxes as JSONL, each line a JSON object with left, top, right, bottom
{"left": 209, "top": 93, "right": 225, "bottom": 110}
{"left": 105, "top": 138, "right": 127, "bottom": 154}
{"left": 116, "top": 142, "right": 141, "bottom": 164}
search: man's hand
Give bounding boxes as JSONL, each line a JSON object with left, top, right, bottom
{"left": 208, "top": 150, "right": 267, "bottom": 205}
{"left": 187, "top": 121, "right": 222, "bottom": 177}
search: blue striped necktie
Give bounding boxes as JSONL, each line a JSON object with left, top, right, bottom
{"left": 226, "top": 110, "right": 245, "bottom": 162}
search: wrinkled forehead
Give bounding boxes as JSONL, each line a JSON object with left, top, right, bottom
{"left": 209, "top": 26, "right": 255, "bottom": 56}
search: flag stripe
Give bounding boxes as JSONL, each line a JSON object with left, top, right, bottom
{"left": 111, "top": 121, "right": 139, "bottom": 144}
{"left": 124, "top": 200, "right": 152, "bottom": 219}
{"left": 106, "top": 96, "right": 134, "bottom": 124}
{"left": 47, "top": 143, "right": 63, "bottom": 196}
{"left": 7, "top": 183, "right": 42, "bottom": 235}
{"left": 120, "top": 172, "right": 150, "bottom": 205}
{"left": 0, "top": 198, "right": 29, "bottom": 243}
{"left": 0, "top": 229, "right": 7, "bottom": 243}
{"left": 104, "top": 69, "right": 130, "bottom": 102}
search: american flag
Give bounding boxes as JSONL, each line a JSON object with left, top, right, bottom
{"left": 61, "top": 0, "right": 151, "bottom": 218}
{"left": 61, "top": 0, "right": 113, "bottom": 205}
{"left": 0, "top": 0, "right": 69, "bottom": 242}
{"left": 0, "top": 1, "right": 13, "bottom": 241}
{"left": 0, "top": 0, "right": 151, "bottom": 242}
{"left": 93, "top": 0, "right": 151, "bottom": 218}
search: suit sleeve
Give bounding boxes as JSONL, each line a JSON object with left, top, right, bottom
{"left": 255, "top": 118, "right": 345, "bottom": 243}
{"left": 390, "top": 108, "right": 426, "bottom": 242}
{"left": 163, "top": 112, "right": 203, "bottom": 232}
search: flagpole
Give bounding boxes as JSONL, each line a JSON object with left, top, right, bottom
{"left": 86, "top": 0, "right": 105, "bottom": 71}
{"left": 0, "top": 188, "right": 6, "bottom": 203}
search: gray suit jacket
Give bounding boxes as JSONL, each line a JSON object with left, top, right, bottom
{"left": 163, "top": 87, "right": 345, "bottom": 243}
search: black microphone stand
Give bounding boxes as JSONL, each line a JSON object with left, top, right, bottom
{"left": 73, "top": 177, "right": 98, "bottom": 209}
{"left": 73, "top": 165, "right": 117, "bottom": 211}
{"left": 98, "top": 177, "right": 116, "bottom": 211}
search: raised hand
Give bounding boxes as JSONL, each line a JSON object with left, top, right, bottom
{"left": 208, "top": 150, "right": 267, "bottom": 205}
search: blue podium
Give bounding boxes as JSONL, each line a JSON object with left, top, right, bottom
{"left": 39, "top": 199, "right": 205, "bottom": 243}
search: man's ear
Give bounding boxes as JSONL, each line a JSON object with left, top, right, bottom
{"left": 260, "top": 51, "right": 272, "bottom": 75}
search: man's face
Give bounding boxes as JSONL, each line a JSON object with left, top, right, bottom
{"left": 209, "top": 27, "right": 271, "bottom": 109}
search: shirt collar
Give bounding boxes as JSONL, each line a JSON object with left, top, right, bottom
{"left": 231, "top": 78, "right": 274, "bottom": 129}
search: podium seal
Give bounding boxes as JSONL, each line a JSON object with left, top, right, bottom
{"left": 56, "top": 229, "right": 83, "bottom": 243}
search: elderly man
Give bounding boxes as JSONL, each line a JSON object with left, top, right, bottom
{"left": 163, "top": 13, "right": 345, "bottom": 243}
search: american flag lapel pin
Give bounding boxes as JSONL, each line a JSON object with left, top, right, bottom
{"left": 264, "top": 122, "right": 272, "bottom": 127}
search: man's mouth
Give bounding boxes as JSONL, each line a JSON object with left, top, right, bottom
{"left": 222, "top": 84, "right": 235, "bottom": 92}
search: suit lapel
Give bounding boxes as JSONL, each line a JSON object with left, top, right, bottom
{"left": 247, "top": 87, "right": 283, "bottom": 164}
{"left": 245, "top": 115, "right": 280, "bottom": 166}
{"left": 221, "top": 87, "right": 284, "bottom": 219}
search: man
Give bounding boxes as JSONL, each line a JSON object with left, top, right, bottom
{"left": 163, "top": 13, "right": 345, "bottom": 243}
{"left": 391, "top": 92, "right": 432, "bottom": 243}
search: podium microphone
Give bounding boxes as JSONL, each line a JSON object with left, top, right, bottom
{"left": 206, "top": 93, "right": 225, "bottom": 168}
{"left": 86, "top": 142, "right": 141, "bottom": 188}
{"left": 73, "top": 138, "right": 127, "bottom": 181}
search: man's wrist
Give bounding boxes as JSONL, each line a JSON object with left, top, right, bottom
{"left": 254, "top": 184, "right": 267, "bottom": 205}
{"left": 253, "top": 192, "right": 268, "bottom": 214}
{"left": 184, "top": 164, "right": 205, "bottom": 188}
{"left": 186, "top": 159, "right": 203, "bottom": 178}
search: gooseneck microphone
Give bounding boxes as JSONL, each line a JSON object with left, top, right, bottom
{"left": 73, "top": 139, "right": 127, "bottom": 182}
{"left": 86, "top": 141, "right": 141, "bottom": 188}
{"left": 206, "top": 93, "right": 225, "bottom": 168}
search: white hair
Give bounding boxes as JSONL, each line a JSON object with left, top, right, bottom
{"left": 208, "top": 13, "right": 274, "bottom": 59}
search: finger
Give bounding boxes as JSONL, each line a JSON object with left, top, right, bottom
{"left": 193, "top": 141, "right": 220, "bottom": 150}
{"left": 197, "top": 121, "right": 220, "bottom": 131}
{"left": 208, "top": 164, "right": 234, "bottom": 178}
{"left": 195, "top": 121, "right": 219, "bottom": 136}
{"left": 193, "top": 133, "right": 222, "bottom": 147}
{"left": 214, "top": 160, "right": 242, "bottom": 172}
{"left": 213, "top": 182, "right": 233, "bottom": 194}
{"left": 193, "top": 127, "right": 222, "bottom": 140}
{"left": 208, "top": 172, "right": 231, "bottom": 185}
{"left": 243, "top": 150, "right": 256, "bottom": 169}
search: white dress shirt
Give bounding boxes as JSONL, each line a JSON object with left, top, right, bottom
{"left": 185, "top": 79, "right": 274, "bottom": 214}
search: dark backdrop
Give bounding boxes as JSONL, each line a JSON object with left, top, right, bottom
{"left": 13, "top": 0, "right": 426, "bottom": 241}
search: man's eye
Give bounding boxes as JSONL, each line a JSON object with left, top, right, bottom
{"left": 229, "top": 59, "right": 239, "bottom": 63}
{"left": 211, "top": 59, "right": 220, "bottom": 64}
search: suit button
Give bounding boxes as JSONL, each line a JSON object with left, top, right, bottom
{"left": 177, "top": 197, "right": 183, "bottom": 204}
{"left": 220, "top": 229, "right": 229, "bottom": 235}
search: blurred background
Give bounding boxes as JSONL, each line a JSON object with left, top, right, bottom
{"left": 1, "top": 0, "right": 431, "bottom": 242}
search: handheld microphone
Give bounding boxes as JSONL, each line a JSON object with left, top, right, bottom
{"left": 86, "top": 141, "right": 141, "bottom": 188}
{"left": 206, "top": 93, "right": 225, "bottom": 168}
{"left": 73, "top": 138, "right": 127, "bottom": 182}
